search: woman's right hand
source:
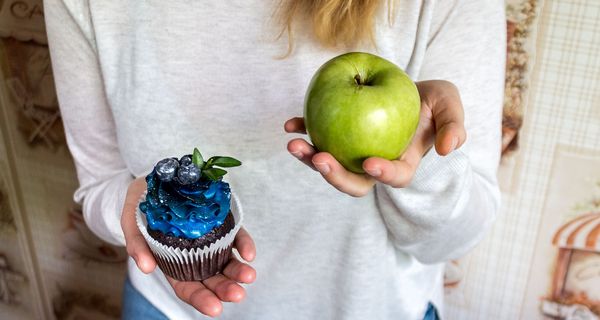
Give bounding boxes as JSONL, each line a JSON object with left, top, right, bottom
{"left": 120, "top": 177, "right": 257, "bottom": 317}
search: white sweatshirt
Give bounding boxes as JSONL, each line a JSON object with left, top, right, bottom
{"left": 44, "top": 1, "right": 505, "bottom": 319}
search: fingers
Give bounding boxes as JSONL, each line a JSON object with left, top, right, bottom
{"left": 417, "top": 80, "right": 467, "bottom": 156}
{"left": 435, "top": 121, "right": 466, "bottom": 156}
{"left": 235, "top": 228, "right": 256, "bottom": 262}
{"left": 363, "top": 152, "right": 421, "bottom": 188}
{"left": 121, "top": 178, "right": 156, "bottom": 274}
{"left": 362, "top": 158, "right": 418, "bottom": 188}
{"left": 168, "top": 257, "right": 256, "bottom": 316}
{"left": 284, "top": 118, "right": 317, "bottom": 170}
{"left": 361, "top": 80, "right": 466, "bottom": 188}
{"left": 287, "top": 138, "right": 376, "bottom": 196}
{"left": 223, "top": 256, "right": 257, "bottom": 284}
{"left": 197, "top": 254, "right": 256, "bottom": 305}
{"left": 311, "top": 152, "right": 375, "bottom": 197}
{"left": 203, "top": 274, "right": 246, "bottom": 303}
{"left": 125, "top": 233, "right": 156, "bottom": 273}
{"left": 362, "top": 107, "right": 434, "bottom": 187}
{"left": 284, "top": 117, "right": 306, "bottom": 134}
{"left": 167, "top": 277, "right": 223, "bottom": 317}
{"left": 431, "top": 93, "right": 466, "bottom": 155}
{"left": 285, "top": 117, "right": 374, "bottom": 196}
{"left": 287, "top": 138, "right": 318, "bottom": 170}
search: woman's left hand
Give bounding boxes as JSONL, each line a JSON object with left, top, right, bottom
{"left": 284, "top": 80, "right": 467, "bottom": 197}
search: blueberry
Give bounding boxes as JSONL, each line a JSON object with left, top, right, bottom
{"left": 180, "top": 154, "right": 193, "bottom": 166}
{"left": 177, "top": 164, "right": 201, "bottom": 184}
{"left": 155, "top": 158, "right": 179, "bottom": 182}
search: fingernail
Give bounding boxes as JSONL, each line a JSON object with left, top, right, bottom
{"left": 314, "top": 162, "right": 330, "bottom": 175}
{"left": 366, "top": 168, "right": 381, "bottom": 177}
{"left": 449, "top": 136, "right": 459, "bottom": 152}
{"left": 290, "top": 151, "right": 303, "bottom": 159}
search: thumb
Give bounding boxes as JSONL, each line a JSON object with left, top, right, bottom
{"left": 121, "top": 177, "right": 156, "bottom": 273}
{"left": 435, "top": 121, "right": 466, "bottom": 156}
{"left": 127, "top": 233, "right": 156, "bottom": 274}
{"left": 420, "top": 81, "right": 467, "bottom": 155}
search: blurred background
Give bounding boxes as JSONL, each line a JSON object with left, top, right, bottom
{"left": 0, "top": 0, "right": 598, "bottom": 319}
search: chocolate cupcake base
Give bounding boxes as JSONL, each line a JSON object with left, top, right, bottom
{"left": 153, "top": 243, "right": 233, "bottom": 281}
{"left": 136, "top": 192, "right": 244, "bottom": 282}
{"left": 148, "top": 213, "right": 236, "bottom": 281}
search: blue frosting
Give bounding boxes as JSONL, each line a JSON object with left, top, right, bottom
{"left": 139, "top": 170, "right": 231, "bottom": 239}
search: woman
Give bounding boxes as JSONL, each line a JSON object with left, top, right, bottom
{"left": 45, "top": 0, "right": 505, "bottom": 319}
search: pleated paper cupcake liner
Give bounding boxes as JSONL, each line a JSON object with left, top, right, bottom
{"left": 136, "top": 192, "right": 243, "bottom": 281}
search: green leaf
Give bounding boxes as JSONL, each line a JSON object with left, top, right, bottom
{"left": 192, "top": 148, "right": 205, "bottom": 168}
{"left": 210, "top": 156, "right": 242, "bottom": 168}
{"left": 203, "top": 168, "right": 227, "bottom": 181}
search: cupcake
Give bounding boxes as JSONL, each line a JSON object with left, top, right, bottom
{"left": 136, "top": 148, "right": 243, "bottom": 281}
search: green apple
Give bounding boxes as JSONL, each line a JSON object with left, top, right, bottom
{"left": 304, "top": 52, "right": 421, "bottom": 173}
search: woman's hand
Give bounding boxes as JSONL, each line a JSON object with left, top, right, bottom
{"left": 285, "top": 80, "right": 467, "bottom": 197}
{"left": 120, "top": 177, "right": 256, "bottom": 317}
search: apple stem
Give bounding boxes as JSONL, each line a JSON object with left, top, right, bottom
{"left": 354, "top": 74, "right": 363, "bottom": 86}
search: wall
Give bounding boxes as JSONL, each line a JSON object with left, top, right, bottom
{"left": 445, "top": 0, "right": 600, "bottom": 318}
{"left": 0, "top": 1, "right": 126, "bottom": 319}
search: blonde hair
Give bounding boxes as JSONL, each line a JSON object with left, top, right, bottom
{"left": 278, "top": 0, "right": 393, "bottom": 53}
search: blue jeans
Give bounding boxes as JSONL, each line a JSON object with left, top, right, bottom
{"left": 121, "top": 277, "right": 438, "bottom": 320}
{"left": 423, "top": 302, "right": 439, "bottom": 320}
{"left": 122, "top": 277, "right": 168, "bottom": 320}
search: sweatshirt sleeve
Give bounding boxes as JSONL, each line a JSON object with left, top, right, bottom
{"left": 45, "top": 0, "right": 132, "bottom": 246}
{"left": 375, "top": 0, "right": 505, "bottom": 263}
